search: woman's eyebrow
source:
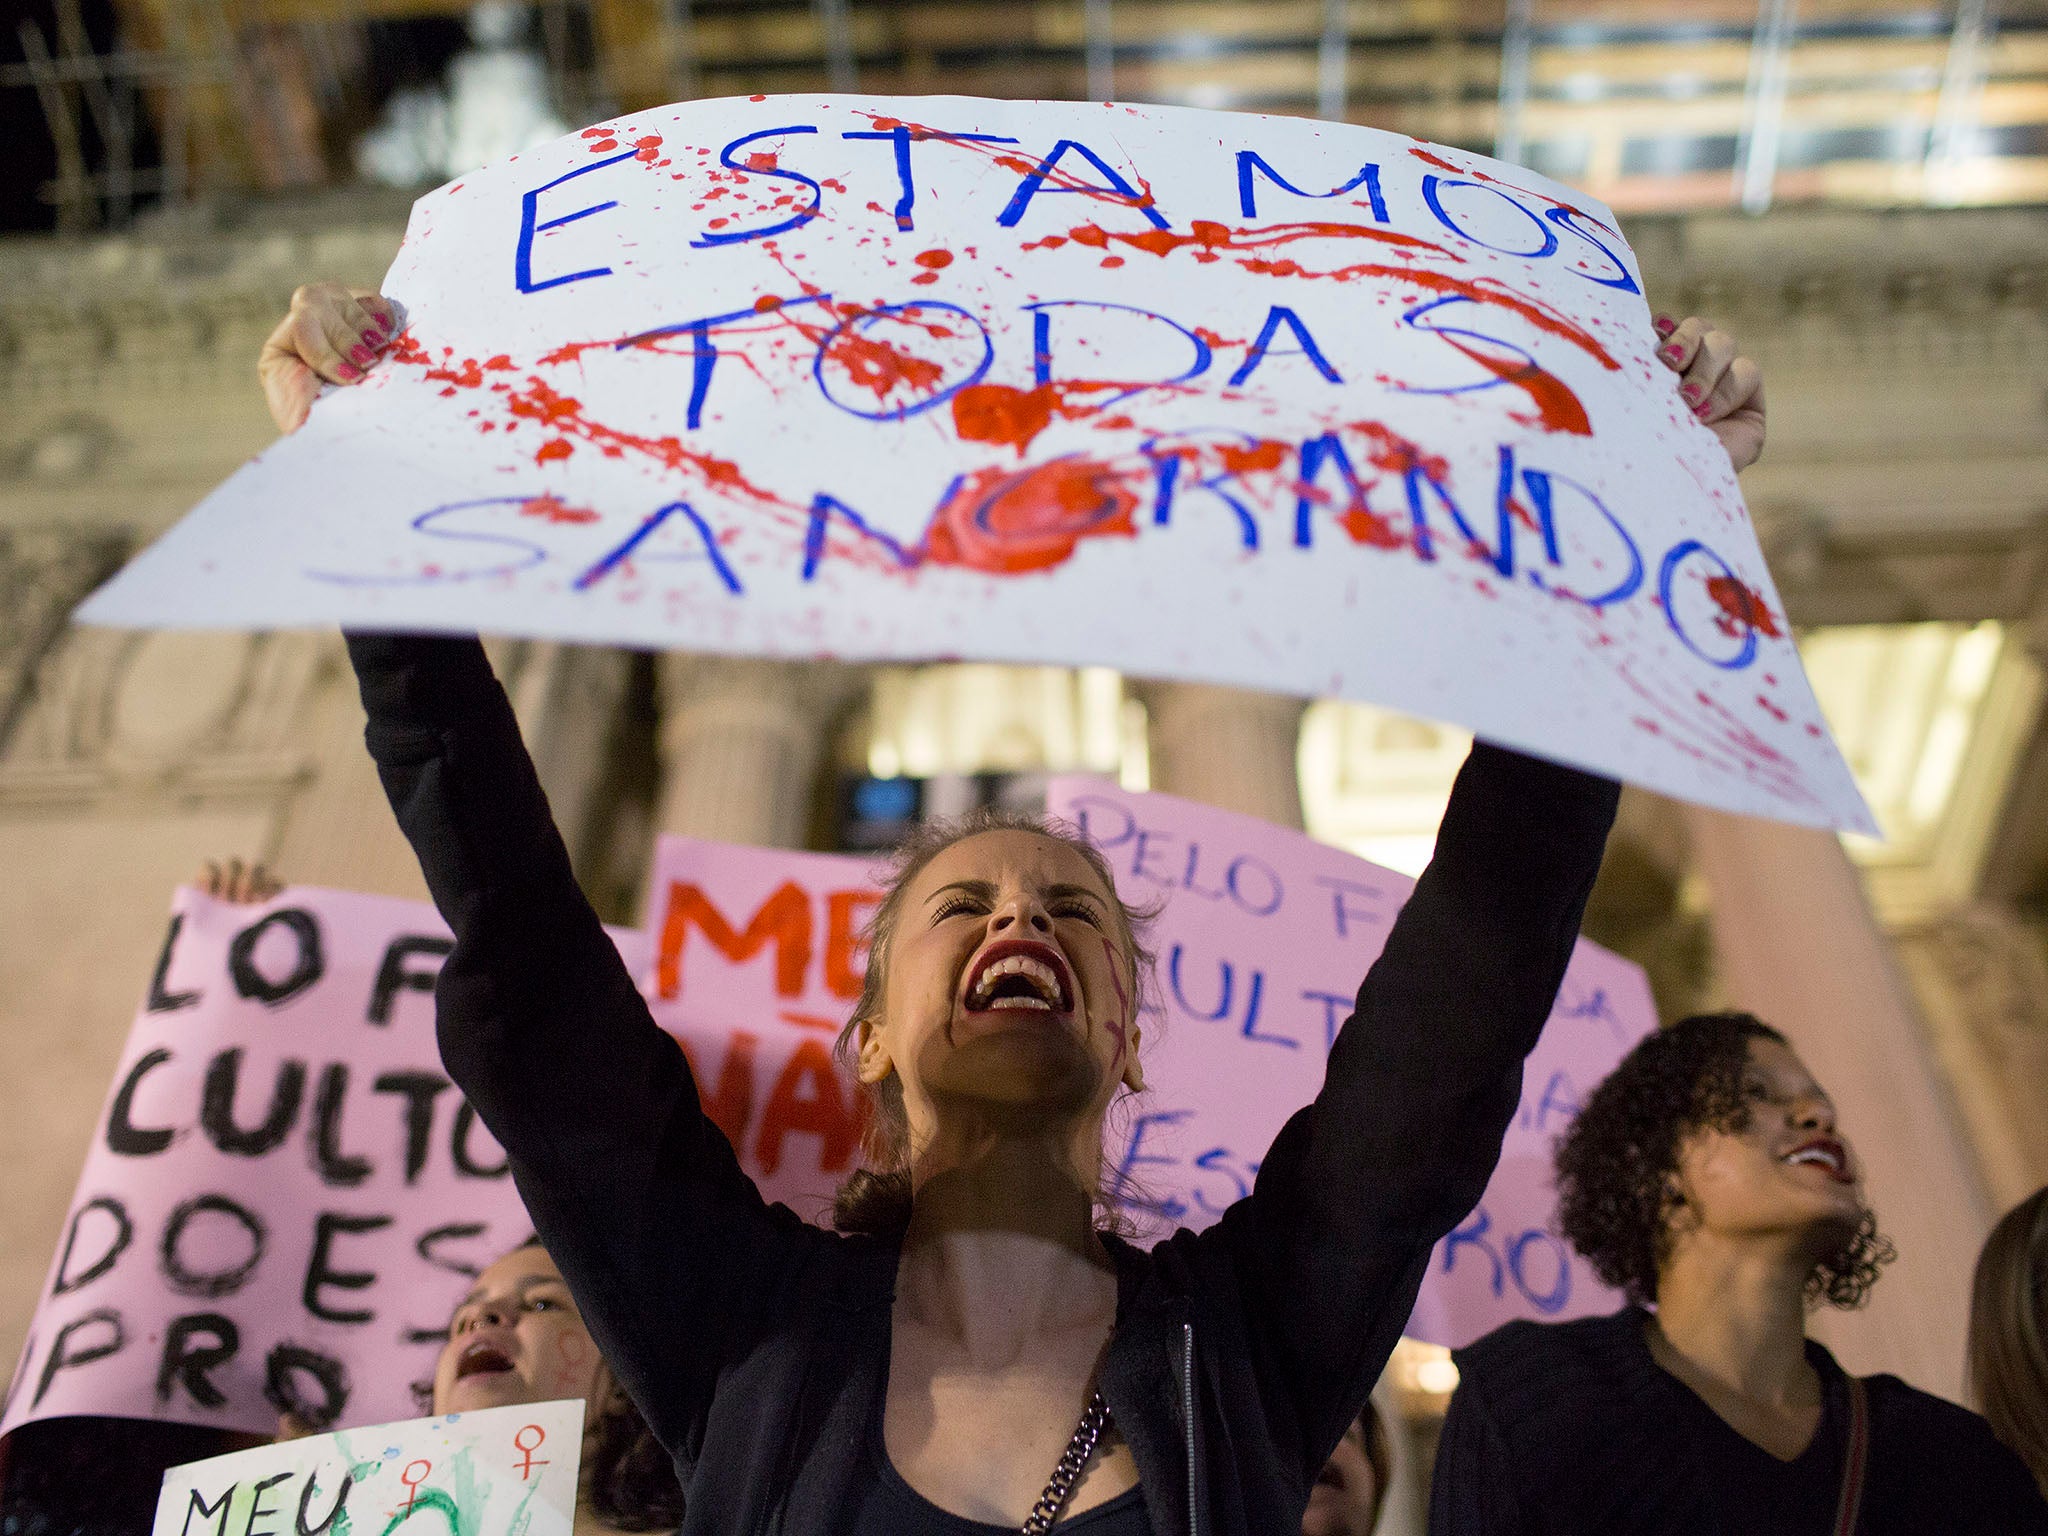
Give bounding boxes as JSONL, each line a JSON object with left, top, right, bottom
{"left": 925, "top": 879, "right": 997, "bottom": 906}
{"left": 1046, "top": 883, "right": 1108, "bottom": 908}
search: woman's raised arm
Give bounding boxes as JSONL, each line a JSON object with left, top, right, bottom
{"left": 267, "top": 284, "right": 810, "bottom": 1462}
{"left": 1207, "top": 315, "right": 1761, "bottom": 1478}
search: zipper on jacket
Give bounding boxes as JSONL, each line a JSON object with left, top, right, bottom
{"left": 1181, "top": 1321, "right": 1199, "bottom": 1536}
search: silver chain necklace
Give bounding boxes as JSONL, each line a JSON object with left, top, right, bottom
{"left": 1020, "top": 1390, "right": 1113, "bottom": 1535}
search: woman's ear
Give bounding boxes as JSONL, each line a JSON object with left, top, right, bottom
{"left": 855, "top": 1016, "right": 896, "bottom": 1085}
{"left": 1120, "top": 1024, "right": 1146, "bottom": 1093}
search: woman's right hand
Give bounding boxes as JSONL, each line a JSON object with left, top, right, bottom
{"left": 259, "top": 282, "right": 401, "bottom": 434}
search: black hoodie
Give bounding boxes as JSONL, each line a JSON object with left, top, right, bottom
{"left": 346, "top": 630, "right": 1618, "bottom": 1536}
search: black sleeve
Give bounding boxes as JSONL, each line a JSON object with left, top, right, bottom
{"left": 1429, "top": 1379, "right": 1532, "bottom": 1536}
{"left": 1207, "top": 741, "right": 1618, "bottom": 1469}
{"left": 345, "top": 631, "right": 806, "bottom": 1460}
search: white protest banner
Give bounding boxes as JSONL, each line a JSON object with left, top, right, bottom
{"left": 77, "top": 95, "right": 1869, "bottom": 834}
{"left": 640, "top": 837, "right": 881, "bottom": 1221}
{"left": 152, "top": 1399, "right": 582, "bottom": 1536}
{"left": 0, "top": 887, "right": 644, "bottom": 1443}
{"left": 1045, "top": 776, "right": 1657, "bottom": 1343}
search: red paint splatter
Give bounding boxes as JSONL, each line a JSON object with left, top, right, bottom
{"left": 535, "top": 439, "right": 574, "bottom": 463}
{"left": 1705, "top": 575, "right": 1783, "bottom": 639}
{"left": 850, "top": 110, "right": 1165, "bottom": 217}
{"left": 1406, "top": 145, "right": 1590, "bottom": 218}
{"left": 952, "top": 382, "right": 1062, "bottom": 452}
{"left": 520, "top": 493, "right": 597, "bottom": 523}
{"left": 634, "top": 134, "right": 664, "bottom": 163}
{"left": 587, "top": 137, "right": 619, "bottom": 154}
{"left": 922, "top": 457, "right": 1141, "bottom": 574}
{"left": 914, "top": 249, "right": 953, "bottom": 269}
{"left": 1436, "top": 335, "right": 1591, "bottom": 435}
{"left": 1038, "top": 220, "right": 1616, "bottom": 378}
{"left": 746, "top": 151, "right": 780, "bottom": 172}
{"left": 1043, "top": 216, "right": 1451, "bottom": 263}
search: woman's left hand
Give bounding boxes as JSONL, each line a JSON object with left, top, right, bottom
{"left": 1653, "top": 314, "right": 1766, "bottom": 474}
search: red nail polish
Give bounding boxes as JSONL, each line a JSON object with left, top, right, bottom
{"left": 1663, "top": 343, "right": 1684, "bottom": 362}
{"left": 349, "top": 344, "right": 372, "bottom": 365}
{"left": 337, "top": 363, "right": 360, "bottom": 381}
{"left": 1681, "top": 383, "right": 1701, "bottom": 400}
{"left": 1653, "top": 315, "right": 1676, "bottom": 335}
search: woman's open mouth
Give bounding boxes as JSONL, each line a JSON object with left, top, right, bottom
{"left": 1781, "top": 1135, "right": 1854, "bottom": 1185}
{"left": 962, "top": 939, "right": 1074, "bottom": 1015}
{"left": 454, "top": 1338, "right": 517, "bottom": 1381}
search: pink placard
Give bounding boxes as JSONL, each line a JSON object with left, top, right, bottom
{"left": 0, "top": 887, "right": 643, "bottom": 1443}
{"left": 639, "top": 837, "right": 884, "bottom": 1221}
{"left": 1045, "top": 776, "right": 1655, "bottom": 1344}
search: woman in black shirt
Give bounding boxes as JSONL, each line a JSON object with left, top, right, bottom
{"left": 256, "top": 286, "right": 1756, "bottom": 1535}
{"left": 1430, "top": 1011, "right": 2048, "bottom": 1534}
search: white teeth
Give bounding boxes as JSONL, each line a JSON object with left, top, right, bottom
{"left": 1785, "top": 1147, "right": 1840, "bottom": 1172}
{"left": 968, "top": 953, "right": 1063, "bottom": 1008}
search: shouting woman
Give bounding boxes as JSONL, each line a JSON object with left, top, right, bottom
{"left": 256, "top": 287, "right": 1759, "bottom": 1535}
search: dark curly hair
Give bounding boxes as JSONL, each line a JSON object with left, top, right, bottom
{"left": 1554, "top": 1011, "right": 1893, "bottom": 1309}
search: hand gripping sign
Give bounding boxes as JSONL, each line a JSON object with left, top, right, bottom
{"left": 152, "top": 1399, "right": 582, "bottom": 1536}
{"left": 76, "top": 95, "right": 1870, "bottom": 834}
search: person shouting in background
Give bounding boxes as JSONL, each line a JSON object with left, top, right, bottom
{"left": 254, "top": 284, "right": 1754, "bottom": 1536}
{"left": 1430, "top": 1011, "right": 2048, "bottom": 1534}
{"left": 278, "top": 1236, "right": 688, "bottom": 1532}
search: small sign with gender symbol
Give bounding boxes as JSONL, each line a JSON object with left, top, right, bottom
{"left": 152, "top": 1399, "right": 585, "bottom": 1536}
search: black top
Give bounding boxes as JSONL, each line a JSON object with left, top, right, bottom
{"left": 345, "top": 631, "right": 1619, "bottom": 1536}
{"left": 1430, "top": 1308, "right": 2048, "bottom": 1535}
{"left": 848, "top": 1382, "right": 1154, "bottom": 1536}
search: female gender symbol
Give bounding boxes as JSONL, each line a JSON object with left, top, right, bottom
{"left": 513, "top": 1425, "right": 549, "bottom": 1479}
{"left": 399, "top": 1461, "right": 431, "bottom": 1515}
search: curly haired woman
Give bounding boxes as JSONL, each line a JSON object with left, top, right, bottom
{"left": 1429, "top": 1011, "right": 2048, "bottom": 1534}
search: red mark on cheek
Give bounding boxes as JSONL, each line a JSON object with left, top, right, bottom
{"left": 1098, "top": 935, "right": 1131, "bottom": 1070}
{"left": 1705, "top": 575, "right": 1783, "bottom": 638}
{"left": 922, "top": 457, "right": 1140, "bottom": 574}
{"left": 552, "top": 1332, "right": 592, "bottom": 1387}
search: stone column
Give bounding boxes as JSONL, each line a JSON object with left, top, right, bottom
{"left": 654, "top": 654, "right": 858, "bottom": 848}
{"left": 1139, "top": 681, "right": 1307, "bottom": 829}
{"left": 1892, "top": 903, "right": 2048, "bottom": 1214}
{"left": 271, "top": 637, "right": 433, "bottom": 900}
{"left": 1683, "top": 805, "right": 1992, "bottom": 1402}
